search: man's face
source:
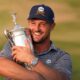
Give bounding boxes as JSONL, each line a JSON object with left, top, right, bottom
{"left": 28, "top": 19, "right": 52, "bottom": 43}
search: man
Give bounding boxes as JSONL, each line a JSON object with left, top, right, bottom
{"left": 0, "top": 4, "right": 72, "bottom": 80}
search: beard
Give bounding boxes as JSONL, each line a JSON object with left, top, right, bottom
{"left": 32, "top": 32, "right": 50, "bottom": 44}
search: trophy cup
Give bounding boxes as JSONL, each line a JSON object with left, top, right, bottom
{"left": 4, "top": 13, "right": 34, "bottom": 52}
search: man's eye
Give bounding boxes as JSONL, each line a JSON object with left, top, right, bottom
{"left": 31, "top": 22, "right": 35, "bottom": 24}
{"left": 41, "top": 23, "right": 46, "bottom": 26}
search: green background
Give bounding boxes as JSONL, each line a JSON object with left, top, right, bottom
{"left": 0, "top": 0, "right": 80, "bottom": 80}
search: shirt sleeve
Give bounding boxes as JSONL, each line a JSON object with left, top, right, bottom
{"left": 53, "top": 52, "right": 72, "bottom": 80}
{"left": 0, "top": 42, "right": 12, "bottom": 59}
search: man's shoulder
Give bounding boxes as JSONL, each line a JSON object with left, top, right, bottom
{"left": 50, "top": 41, "right": 71, "bottom": 59}
{"left": 52, "top": 47, "right": 71, "bottom": 61}
{"left": 56, "top": 48, "right": 70, "bottom": 55}
{"left": 0, "top": 41, "right": 12, "bottom": 59}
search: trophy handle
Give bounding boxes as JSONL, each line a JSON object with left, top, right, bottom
{"left": 11, "top": 13, "right": 17, "bottom": 26}
{"left": 4, "top": 29, "right": 15, "bottom": 47}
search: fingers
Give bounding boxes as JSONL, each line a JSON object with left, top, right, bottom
{"left": 25, "top": 28, "right": 32, "bottom": 42}
{"left": 13, "top": 55, "right": 19, "bottom": 62}
{"left": 12, "top": 46, "right": 22, "bottom": 61}
{"left": 25, "top": 39, "right": 31, "bottom": 49}
{"left": 12, "top": 49, "right": 17, "bottom": 56}
{"left": 12, "top": 48, "right": 17, "bottom": 61}
{"left": 25, "top": 28, "right": 31, "bottom": 36}
{"left": 12, "top": 46, "right": 23, "bottom": 52}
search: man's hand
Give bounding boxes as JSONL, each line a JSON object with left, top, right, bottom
{"left": 12, "top": 39, "right": 35, "bottom": 64}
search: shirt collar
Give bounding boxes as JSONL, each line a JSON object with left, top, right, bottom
{"left": 38, "top": 41, "right": 57, "bottom": 56}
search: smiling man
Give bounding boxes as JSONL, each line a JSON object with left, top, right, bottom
{"left": 0, "top": 4, "right": 72, "bottom": 80}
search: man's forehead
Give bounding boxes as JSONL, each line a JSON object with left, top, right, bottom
{"left": 28, "top": 19, "right": 47, "bottom": 23}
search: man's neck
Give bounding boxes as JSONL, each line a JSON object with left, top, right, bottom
{"left": 34, "top": 39, "right": 51, "bottom": 54}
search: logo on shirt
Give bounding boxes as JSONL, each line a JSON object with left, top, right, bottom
{"left": 46, "top": 59, "right": 52, "bottom": 64}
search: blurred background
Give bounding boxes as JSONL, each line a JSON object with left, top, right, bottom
{"left": 0, "top": 0, "right": 80, "bottom": 80}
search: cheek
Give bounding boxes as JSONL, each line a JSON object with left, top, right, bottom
{"left": 44, "top": 28, "right": 50, "bottom": 36}
{"left": 42, "top": 27, "right": 50, "bottom": 33}
{"left": 40, "top": 26, "right": 47, "bottom": 32}
{"left": 28, "top": 23, "right": 34, "bottom": 29}
{"left": 28, "top": 26, "right": 33, "bottom": 31}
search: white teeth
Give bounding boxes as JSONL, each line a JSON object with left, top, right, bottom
{"left": 34, "top": 32, "right": 40, "bottom": 35}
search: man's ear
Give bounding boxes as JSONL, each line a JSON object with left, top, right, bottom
{"left": 50, "top": 23, "right": 56, "bottom": 31}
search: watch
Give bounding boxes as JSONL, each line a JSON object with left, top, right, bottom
{"left": 25, "top": 57, "right": 38, "bottom": 70}
{"left": 31, "top": 57, "right": 39, "bottom": 66}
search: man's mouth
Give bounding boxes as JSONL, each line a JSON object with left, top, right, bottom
{"left": 34, "top": 32, "right": 41, "bottom": 36}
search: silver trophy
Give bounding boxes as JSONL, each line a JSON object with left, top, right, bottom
{"left": 4, "top": 13, "right": 34, "bottom": 52}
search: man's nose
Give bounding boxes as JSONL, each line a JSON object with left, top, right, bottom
{"left": 35, "top": 25, "right": 40, "bottom": 31}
